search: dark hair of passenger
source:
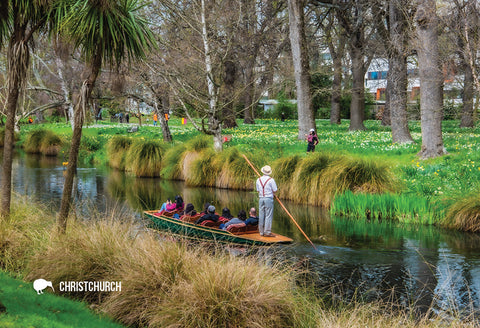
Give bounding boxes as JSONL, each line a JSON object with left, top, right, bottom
{"left": 221, "top": 207, "right": 233, "bottom": 219}
{"left": 238, "top": 210, "right": 247, "bottom": 221}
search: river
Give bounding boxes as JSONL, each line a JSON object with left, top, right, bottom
{"left": 4, "top": 152, "right": 480, "bottom": 317}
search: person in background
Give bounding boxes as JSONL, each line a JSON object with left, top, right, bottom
{"left": 125, "top": 112, "right": 130, "bottom": 123}
{"left": 245, "top": 207, "right": 259, "bottom": 226}
{"left": 153, "top": 112, "right": 158, "bottom": 126}
{"left": 256, "top": 165, "right": 277, "bottom": 237}
{"left": 305, "top": 128, "right": 319, "bottom": 153}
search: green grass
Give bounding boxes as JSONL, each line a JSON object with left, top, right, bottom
{"left": 0, "top": 271, "right": 123, "bottom": 328}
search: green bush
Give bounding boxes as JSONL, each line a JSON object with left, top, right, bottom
{"left": 23, "top": 129, "right": 48, "bottom": 154}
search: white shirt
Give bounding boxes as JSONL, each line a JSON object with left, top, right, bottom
{"left": 256, "top": 175, "right": 277, "bottom": 198}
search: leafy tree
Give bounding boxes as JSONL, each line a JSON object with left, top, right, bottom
{"left": 56, "top": 0, "right": 156, "bottom": 231}
{"left": 0, "top": 0, "right": 53, "bottom": 217}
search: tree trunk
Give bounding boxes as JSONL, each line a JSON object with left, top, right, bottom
{"left": 416, "top": 0, "right": 445, "bottom": 159}
{"left": 460, "top": 57, "right": 474, "bottom": 127}
{"left": 349, "top": 47, "right": 366, "bottom": 131}
{"left": 388, "top": 0, "right": 413, "bottom": 142}
{"left": 243, "top": 66, "right": 255, "bottom": 124}
{"left": 287, "top": 0, "right": 315, "bottom": 139}
{"left": 156, "top": 99, "right": 172, "bottom": 142}
{"left": 57, "top": 53, "right": 102, "bottom": 232}
{"left": 330, "top": 55, "right": 342, "bottom": 124}
{"left": 223, "top": 60, "right": 237, "bottom": 128}
{"left": 1, "top": 33, "right": 29, "bottom": 218}
{"left": 381, "top": 82, "right": 391, "bottom": 126}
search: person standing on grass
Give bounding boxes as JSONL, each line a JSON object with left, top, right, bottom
{"left": 305, "top": 128, "right": 319, "bottom": 153}
{"left": 256, "top": 165, "right": 277, "bottom": 237}
{"left": 153, "top": 112, "right": 158, "bottom": 126}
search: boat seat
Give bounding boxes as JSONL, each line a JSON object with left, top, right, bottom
{"left": 200, "top": 220, "right": 221, "bottom": 228}
{"left": 228, "top": 224, "right": 258, "bottom": 234}
{"left": 180, "top": 213, "right": 201, "bottom": 223}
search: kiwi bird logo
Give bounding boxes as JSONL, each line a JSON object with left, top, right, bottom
{"left": 33, "top": 279, "right": 54, "bottom": 295}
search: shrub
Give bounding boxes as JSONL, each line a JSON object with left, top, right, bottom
{"left": 106, "top": 136, "right": 132, "bottom": 170}
{"left": 125, "top": 139, "right": 164, "bottom": 177}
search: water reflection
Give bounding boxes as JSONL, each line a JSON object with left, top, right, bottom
{"left": 2, "top": 152, "right": 480, "bottom": 317}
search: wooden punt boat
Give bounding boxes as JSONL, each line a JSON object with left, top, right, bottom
{"left": 144, "top": 210, "right": 293, "bottom": 246}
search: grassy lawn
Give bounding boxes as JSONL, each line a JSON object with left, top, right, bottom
{"left": 0, "top": 271, "right": 123, "bottom": 328}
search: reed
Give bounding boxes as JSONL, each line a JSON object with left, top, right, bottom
{"left": 106, "top": 135, "right": 132, "bottom": 170}
{"left": 125, "top": 139, "right": 164, "bottom": 177}
{"left": 331, "top": 191, "right": 439, "bottom": 224}
{"left": 445, "top": 192, "right": 480, "bottom": 232}
{"left": 23, "top": 129, "right": 48, "bottom": 154}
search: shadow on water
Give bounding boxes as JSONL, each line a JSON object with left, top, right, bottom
{"left": 2, "top": 152, "right": 480, "bottom": 317}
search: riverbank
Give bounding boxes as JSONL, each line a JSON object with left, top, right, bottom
{"left": 7, "top": 118, "right": 480, "bottom": 231}
{"left": 1, "top": 196, "right": 478, "bottom": 327}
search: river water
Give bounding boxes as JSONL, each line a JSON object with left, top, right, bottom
{"left": 4, "top": 153, "right": 480, "bottom": 317}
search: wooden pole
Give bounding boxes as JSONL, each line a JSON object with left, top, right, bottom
{"left": 242, "top": 154, "right": 318, "bottom": 251}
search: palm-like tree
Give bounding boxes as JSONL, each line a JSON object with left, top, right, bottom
{"left": 56, "top": 0, "right": 155, "bottom": 231}
{"left": 0, "top": 0, "right": 52, "bottom": 217}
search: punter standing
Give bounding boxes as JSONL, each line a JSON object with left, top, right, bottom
{"left": 256, "top": 165, "right": 277, "bottom": 237}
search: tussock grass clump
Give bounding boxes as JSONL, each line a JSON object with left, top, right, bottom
{"left": 106, "top": 135, "right": 133, "bottom": 170}
{"left": 125, "top": 139, "right": 164, "bottom": 177}
{"left": 39, "top": 131, "right": 63, "bottom": 156}
{"left": 273, "top": 155, "right": 302, "bottom": 185}
{"left": 445, "top": 193, "right": 480, "bottom": 232}
{"left": 23, "top": 129, "right": 48, "bottom": 154}
{"left": 320, "top": 155, "right": 398, "bottom": 207}
{"left": 186, "top": 134, "right": 212, "bottom": 151}
{"left": 26, "top": 219, "right": 133, "bottom": 303}
{"left": 160, "top": 143, "right": 187, "bottom": 180}
{"left": 186, "top": 148, "right": 220, "bottom": 187}
{"left": 101, "top": 235, "right": 302, "bottom": 328}
{"left": 282, "top": 153, "right": 335, "bottom": 205}
{"left": 214, "top": 148, "right": 258, "bottom": 190}
{"left": 0, "top": 196, "right": 53, "bottom": 274}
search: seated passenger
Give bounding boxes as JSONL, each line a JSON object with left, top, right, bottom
{"left": 195, "top": 205, "right": 219, "bottom": 225}
{"left": 183, "top": 203, "right": 197, "bottom": 216}
{"left": 159, "top": 198, "right": 176, "bottom": 213}
{"left": 200, "top": 202, "right": 211, "bottom": 215}
{"left": 245, "top": 207, "right": 259, "bottom": 226}
{"left": 220, "top": 209, "right": 247, "bottom": 230}
{"left": 219, "top": 207, "right": 233, "bottom": 223}
{"left": 174, "top": 195, "right": 185, "bottom": 211}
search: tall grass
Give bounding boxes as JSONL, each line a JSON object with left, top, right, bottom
{"left": 106, "top": 136, "right": 133, "bottom": 170}
{"left": 331, "top": 191, "right": 440, "bottom": 225}
{"left": 125, "top": 139, "right": 165, "bottom": 177}
{"left": 444, "top": 192, "right": 480, "bottom": 232}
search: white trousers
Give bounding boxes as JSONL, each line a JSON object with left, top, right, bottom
{"left": 259, "top": 197, "right": 274, "bottom": 235}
